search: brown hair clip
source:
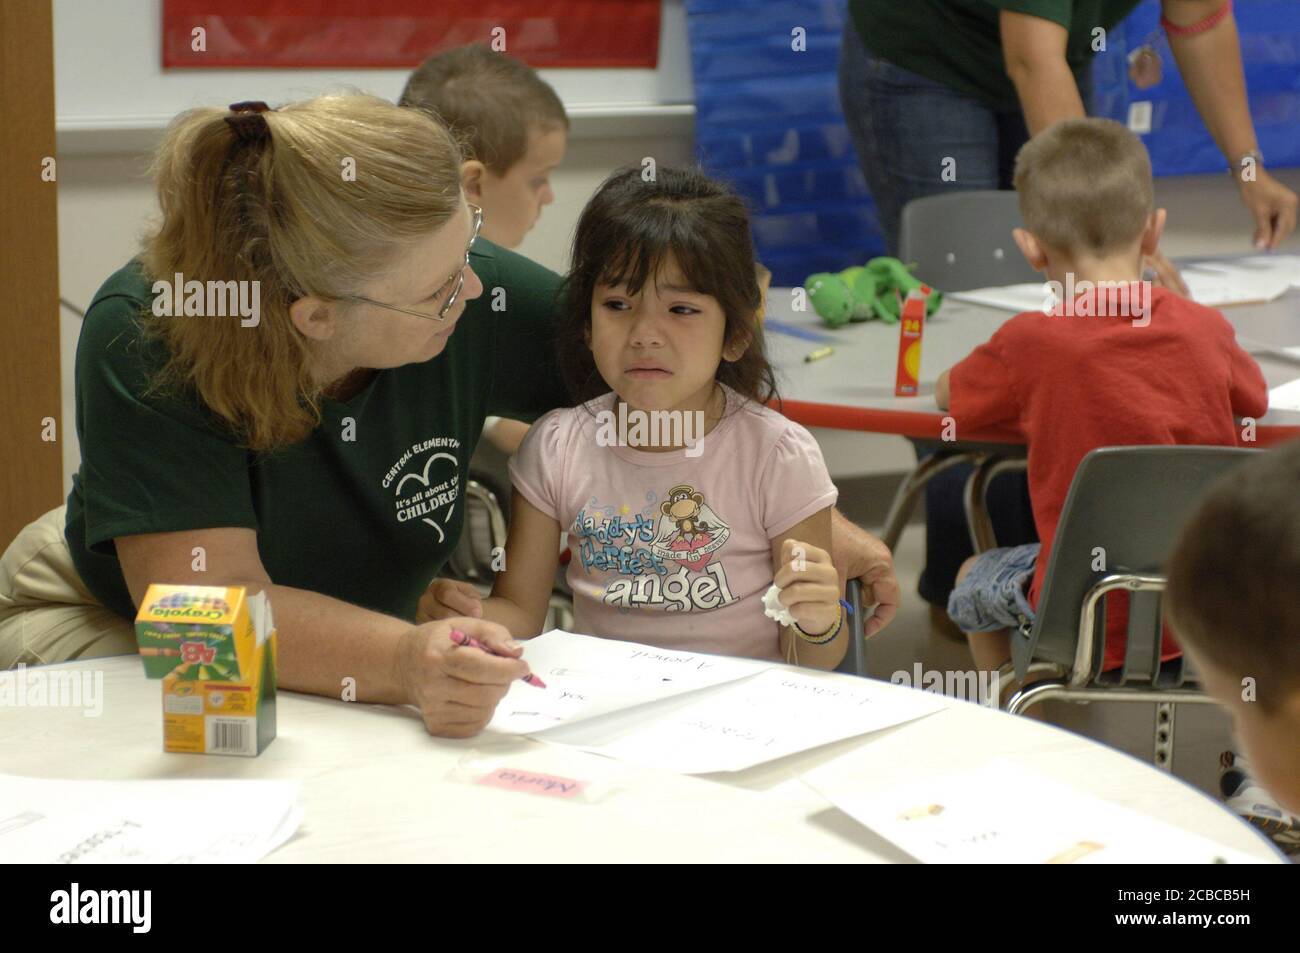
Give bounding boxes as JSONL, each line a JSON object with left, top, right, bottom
{"left": 225, "top": 101, "right": 272, "bottom": 146}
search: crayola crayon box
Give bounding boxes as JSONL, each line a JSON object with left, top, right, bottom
{"left": 893, "top": 285, "right": 932, "bottom": 397}
{"left": 133, "top": 584, "right": 277, "bottom": 757}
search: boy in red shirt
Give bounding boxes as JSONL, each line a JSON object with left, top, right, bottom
{"left": 936, "top": 117, "right": 1268, "bottom": 681}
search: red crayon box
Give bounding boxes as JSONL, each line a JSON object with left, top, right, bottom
{"left": 894, "top": 285, "right": 932, "bottom": 397}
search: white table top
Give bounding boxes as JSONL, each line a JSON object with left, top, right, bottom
{"left": 0, "top": 656, "right": 1281, "bottom": 863}
{"left": 765, "top": 280, "right": 1300, "bottom": 439}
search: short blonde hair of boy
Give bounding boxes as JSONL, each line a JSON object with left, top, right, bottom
{"left": 399, "top": 43, "right": 569, "bottom": 175}
{"left": 1013, "top": 117, "right": 1155, "bottom": 256}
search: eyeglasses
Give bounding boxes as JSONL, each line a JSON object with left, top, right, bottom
{"left": 341, "top": 204, "right": 482, "bottom": 322}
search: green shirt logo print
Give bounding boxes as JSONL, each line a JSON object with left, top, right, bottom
{"left": 394, "top": 452, "right": 460, "bottom": 542}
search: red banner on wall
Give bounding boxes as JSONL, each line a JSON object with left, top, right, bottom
{"left": 162, "top": 1, "right": 660, "bottom": 69}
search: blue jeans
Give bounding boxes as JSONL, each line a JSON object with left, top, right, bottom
{"left": 948, "top": 544, "right": 1040, "bottom": 633}
{"left": 837, "top": 21, "right": 1092, "bottom": 256}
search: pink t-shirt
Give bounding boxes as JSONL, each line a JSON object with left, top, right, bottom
{"left": 509, "top": 385, "right": 838, "bottom": 660}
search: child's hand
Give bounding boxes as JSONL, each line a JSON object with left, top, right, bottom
{"left": 416, "top": 578, "right": 483, "bottom": 624}
{"left": 774, "top": 539, "right": 841, "bottom": 636}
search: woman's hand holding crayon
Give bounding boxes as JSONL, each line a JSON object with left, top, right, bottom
{"left": 395, "top": 618, "right": 529, "bottom": 738}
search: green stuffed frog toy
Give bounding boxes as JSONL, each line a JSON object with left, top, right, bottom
{"left": 805, "top": 257, "right": 943, "bottom": 327}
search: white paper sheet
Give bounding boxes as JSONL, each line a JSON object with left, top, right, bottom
{"left": 1267, "top": 376, "right": 1300, "bottom": 412}
{"left": 489, "top": 630, "right": 767, "bottom": 735}
{"left": 950, "top": 283, "right": 1049, "bottom": 313}
{"left": 804, "top": 759, "right": 1265, "bottom": 864}
{"left": 535, "top": 668, "right": 944, "bottom": 774}
{"left": 0, "top": 773, "right": 301, "bottom": 863}
{"left": 1180, "top": 261, "right": 1292, "bottom": 306}
{"left": 952, "top": 258, "right": 1297, "bottom": 313}
{"left": 1238, "top": 337, "right": 1300, "bottom": 368}
{"left": 1208, "top": 253, "right": 1300, "bottom": 290}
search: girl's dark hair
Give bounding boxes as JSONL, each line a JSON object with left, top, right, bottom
{"left": 556, "top": 165, "right": 779, "bottom": 409}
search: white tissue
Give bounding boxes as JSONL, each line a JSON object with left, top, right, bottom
{"left": 762, "top": 583, "right": 796, "bottom": 627}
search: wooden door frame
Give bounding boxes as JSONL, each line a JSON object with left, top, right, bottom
{"left": 0, "top": 0, "right": 61, "bottom": 547}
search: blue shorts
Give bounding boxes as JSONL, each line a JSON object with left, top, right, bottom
{"left": 947, "top": 544, "right": 1040, "bottom": 632}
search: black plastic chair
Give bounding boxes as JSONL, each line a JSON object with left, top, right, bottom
{"left": 996, "top": 446, "right": 1259, "bottom": 770}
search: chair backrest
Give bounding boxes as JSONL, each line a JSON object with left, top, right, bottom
{"left": 898, "top": 190, "right": 1040, "bottom": 292}
{"left": 444, "top": 473, "right": 508, "bottom": 584}
{"left": 1015, "top": 445, "right": 1259, "bottom": 680}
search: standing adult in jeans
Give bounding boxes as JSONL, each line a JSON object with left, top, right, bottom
{"left": 838, "top": 0, "right": 1298, "bottom": 616}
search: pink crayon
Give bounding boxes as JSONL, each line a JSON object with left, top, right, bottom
{"left": 449, "top": 629, "right": 546, "bottom": 689}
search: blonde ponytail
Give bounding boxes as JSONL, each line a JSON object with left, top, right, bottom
{"left": 139, "top": 93, "right": 462, "bottom": 451}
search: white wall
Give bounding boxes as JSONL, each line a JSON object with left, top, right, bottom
{"left": 54, "top": 0, "right": 693, "bottom": 133}
{"left": 52, "top": 0, "right": 1300, "bottom": 498}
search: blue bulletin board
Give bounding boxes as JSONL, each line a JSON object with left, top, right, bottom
{"left": 686, "top": 0, "right": 1300, "bottom": 287}
{"left": 1091, "top": 0, "right": 1300, "bottom": 175}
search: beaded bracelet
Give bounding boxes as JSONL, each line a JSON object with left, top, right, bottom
{"left": 1160, "top": 0, "right": 1231, "bottom": 38}
{"left": 793, "top": 606, "right": 843, "bottom": 645}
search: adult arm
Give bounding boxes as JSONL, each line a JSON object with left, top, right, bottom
{"left": 115, "top": 527, "right": 529, "bottom": 737}
{"left": 829, "top": 508, "right": 900, "bottom": 639}
{"left": 999, "top": 9, "right": 1087, "bottom": 137}
{"left": 1162, "top": 0, "right": 1298, "bottom": 249}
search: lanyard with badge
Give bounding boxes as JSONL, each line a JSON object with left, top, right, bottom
{"left": 1127, "top": 28, "right": 1163, "bottom": 89}
{"left": 1129, "top": 1, "right": 1239, "bottom": 90}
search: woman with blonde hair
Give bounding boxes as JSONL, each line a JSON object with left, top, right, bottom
{"left": 0, "top": 94, "right": 564, "bottom": 736}
{"left": 1, "top": 94, "right": 902, "bottom": 737}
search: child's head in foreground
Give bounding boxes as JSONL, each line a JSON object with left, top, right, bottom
{"left": 400, "top": 43, "right": 568, "bottom": 248}
{"left": 1165, "top": 440, "right": 1300, "bottom": 814}
{"left": 1012, "top": 117, "right": 1165, "bottom": 278}
{"left": 556, "top": 165, "right": 777, "bottom": 414}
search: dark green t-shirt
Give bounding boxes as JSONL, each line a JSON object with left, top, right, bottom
{"left": 849, "top": 0, "right": 1141, "bottom": 110}
{"left": 65, "top": 239, "right": 569, "bottom": 621}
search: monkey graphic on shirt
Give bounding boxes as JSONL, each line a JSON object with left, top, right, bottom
{"left": 572, "top": 482, "right": 737, "bottom": 613}
{"left": 651, "top": 483, "right": 731, "bottom": 572}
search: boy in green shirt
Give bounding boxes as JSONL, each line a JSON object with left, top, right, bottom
{"left": 400, "top": 43, "right": 568, "bottom": 251}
